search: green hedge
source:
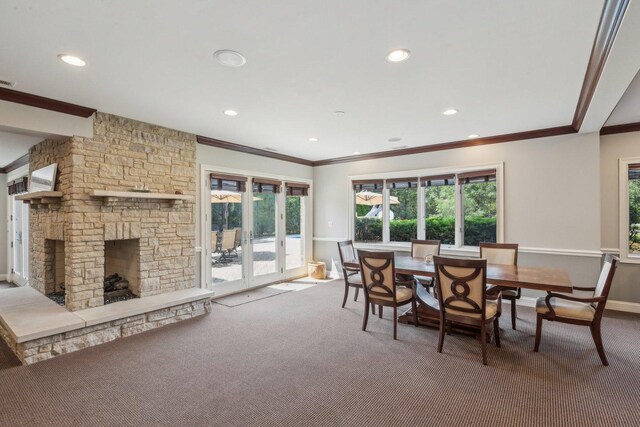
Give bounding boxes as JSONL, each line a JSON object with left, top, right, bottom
{"left": 354, "top": 216, "right": 496, "bottom": 245}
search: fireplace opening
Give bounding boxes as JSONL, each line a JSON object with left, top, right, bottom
{"left": 104, "top": 239, "right": 140, "bottom": 304}
{"left": 45, "top": 239, "right": 66, "bottom": 306}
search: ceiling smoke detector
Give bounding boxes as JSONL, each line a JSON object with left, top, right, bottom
{"left": 388, "top": 137, "right": 402, "bottom": 142}
{"left": 214, "top": 50, "right": 247, "bottom": 67}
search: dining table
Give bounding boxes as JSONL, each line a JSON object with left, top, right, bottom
{"left": 345, "top": 254, "right": 573, "bottom": 331}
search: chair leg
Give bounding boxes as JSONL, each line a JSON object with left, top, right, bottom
{"left": 393, "top": 307, "right": 398, "bottom": 340}
{"left": 493, "top": 317, "right": 501, "bottom": 348}
{"left": 511, "top": 298, "right": 517, "bottom": 330}
{"left": 379, "top": 306, "right": 383, "bottom": 319}
{"left": 446, "top": 320, "right": 452, "bottom": 335}
{"left": 362, "top": 299, "right": 370, "bottom": 331}
{"left": 371, "top": 303, "right": 376, "bottom": 315}
{"left": 590, "top": 322, "right": 609, "bottom": 366}
{"left": 412, "top": 298, "right": 418, "bottom": 327}
{"left": 437, "top": 317, "right": 445, "bottom": 353}
{"left": 341, "top": 283, "right": 349, "bottom": 308}
{"left": 481, "top": 323, "right": 488, "bottom": 365}
{"left": 354, "top": 287, "right": 359, "bottom": 302}
{"left": 534, "top": 314, "right": 543, "bottom": 352}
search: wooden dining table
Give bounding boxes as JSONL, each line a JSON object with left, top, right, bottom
{"left": 345, "top": 254, "right": 573, "bottom": 330}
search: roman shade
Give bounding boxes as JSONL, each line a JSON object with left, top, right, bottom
{"left": 386, "top": 178, "right": 418, "bottom": 189}
{"left": 420, "top": 174, "right": 455, "bottom": 187}
{"left": 7, "top": 177, "right": 28, "bottom": 195}
{"left": 253, "top": 177, "right": 281, "bottom": 193}
{"left": 353, "top": 179, "right": 384, "bottom": 191}
{"left": 629, "top": 164, "right": 640, "bottom": 180}
{"left": 285, "top": 182, "right": 310, "bottom": 196}
{"left": 458, "top": 169, "right": 497, "bottom": 184}
{"left": 210, "top": 173, "right": 247, "bottom": 192}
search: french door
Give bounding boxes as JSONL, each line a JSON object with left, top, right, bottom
{"left": 205, "top": 169, "right": 310, "bottom": 296}
{"left": 11, "top": 197, "right": 29, "bottom": 286}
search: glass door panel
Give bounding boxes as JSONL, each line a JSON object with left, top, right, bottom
{"left": 285, "top": 195, "right": 305, "bottom": 270}
{"left": 12, "top": 197, "right": 29, "bottom": 286}
{"left": 251, "top": 186, "right": 279, "bottom": 283}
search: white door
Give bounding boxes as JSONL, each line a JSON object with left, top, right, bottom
{"left": 11, "top": 198, "right": 29, "bottom": 286}
{"left": 284, "top": 190, "right": 308, "bottom": 278}
{"left": 248, "top": 178, "right": 282, "bottom": 287}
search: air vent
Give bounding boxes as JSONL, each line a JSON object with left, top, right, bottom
{"left": 0, "top": 79, "right": 15, "bottom": 87}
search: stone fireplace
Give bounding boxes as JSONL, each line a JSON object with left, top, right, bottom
{"left": 28, "top": 113, "right": 197, "bottom": 311}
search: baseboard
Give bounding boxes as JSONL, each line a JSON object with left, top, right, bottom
{"left": 0, "top": 274, "right": 7, "bottom": 282}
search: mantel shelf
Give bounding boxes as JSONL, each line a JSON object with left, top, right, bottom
{"left": 89, "top": 190, "right": 194, "bottom": 205}
{"left": 15, "top": 191, "right": 63, "bottom": 205}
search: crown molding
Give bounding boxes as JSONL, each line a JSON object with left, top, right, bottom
{"left": 311, "top": 126, "right": 576, "bottom": 166}
{"left": 0, "top": 87, "right": 96, "bottom": 118}
{"left": 196, "top": 135, "right": 313, "bottom": 166}
{"left": 0, "top": 153, "right": 29, "bottom": 174}
{"left": 600, "top": 121, "right": 640, "bottom": 135}
{"left": 572, "top": 0, "right": 630, "bottom": 131}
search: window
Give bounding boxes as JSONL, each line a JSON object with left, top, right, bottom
{"left": 459, "top": 170, "right": 497, "bottom": 246}
{"left": 353, "top": 180, "right": 384, "bottom": 242}
{"left": 387, "top": 178, "right": 418, "bottom": 242}
{"left": 351, "top": 165, "right": 502, "bottom": 248}
{"left": 620, "top": 159, "right": 640, "bottom": 262}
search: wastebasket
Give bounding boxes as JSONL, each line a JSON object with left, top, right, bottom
{"left": 307, "top": 261, "right": 326, "bottom": 280}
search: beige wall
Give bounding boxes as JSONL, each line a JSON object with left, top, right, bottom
{"left": 0, "top": 173, "right": 6, "bottom": 277}
{"left": 600, "top": 131, "right": 640, "bottom": 303}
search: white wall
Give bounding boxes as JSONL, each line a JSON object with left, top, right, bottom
{"left": 195, "top": 144, "right": 314, "bottom": 286}
{"left": 0, "top": 173, "right": 7, "bottom": 278}
{"left": 0, "top": 100, "right": 93, "bottom": 138}
{"left": 600, "top": 131, "right": 640, "bottom": 303}
{"left": 313, "top": 132, "right": 604, "bottom": 300}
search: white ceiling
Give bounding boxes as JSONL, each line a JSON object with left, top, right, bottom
{"left": 0, "top": 130, "right": 43, "bottom": 168}
{"left": 605, "top": 68, "right": 640, "bottom": 126}
{"left": 0, "top": 0, "right": 605, "bottom": 161}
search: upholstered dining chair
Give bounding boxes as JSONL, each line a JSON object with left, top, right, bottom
{"left": 358, "top": 250, "right": 417, "bottom": 339}
{"left": 337, "top": 240, "right": 364, "bottom": 308}
{"left": 481, "top": 242, "right": 519, "bottom": 329}
{"left": 411, "top": 239, "right": 441, "bottom": 292}
{"left": 534, "top": 254, "right": 619, "bottom": 366}
{"left": 433, "top": 256, "right": 501, "bottom": 365}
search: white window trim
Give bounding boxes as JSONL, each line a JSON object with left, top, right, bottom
{"left": 348, "top": 162, "right": 504, "bottom": 251}
{"left": 619, "top": 157, "right": 640, "bottom": 264}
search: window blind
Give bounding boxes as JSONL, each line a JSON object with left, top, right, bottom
{"left": 285, "top": 182, "right": 310, "bottom": 196}
{"left": 629, "top": 164, "right": 640, "bottom": 180}
{"left": 420, "top": 174, "right": 455, "bottom": 187}
{"left": 457, "top": 169, "right": 497, "bottom": 184}
{"left": 7, "top": 177, "right": 28, "bottom": 196}
{"left": 386, "top": 178, "right": 418, "bottom": 189}
{"left": 253, "top": 177, "right": 282, "bottom": 193}
{"left": 210, "top": 173, "right": 247, "bottom": 192}
{"left": 353, "top": 179, "right": 384, "bottom": 191}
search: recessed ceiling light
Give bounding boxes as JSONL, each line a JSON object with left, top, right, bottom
{"left": 334, "top": 111, "right": 345, "bottom": 116}
{"left": 223, "top": 109, "right": 238, "bottom": 116}
{"left": 386, "top": 49, "right": 411, "bottom": 63}
{"left": 468, "top": 134, "right": 480, "bottom": 139}
{"left": 353, "top": 151, "right": 361, "bottom": 155}
{"left": 308, "top": 137, "right": 319, "bottom": 142}
{"left": 388, "top": 137, "right": 402, "bottom": 143}
{"left": 214, "top": 50, "right": 246, "bottom": 67}
{"left": 442, "top": 108, "right": 458, "bottom": 116}
{"left": 58, "top": 54, "right": 86, "bottom": 67}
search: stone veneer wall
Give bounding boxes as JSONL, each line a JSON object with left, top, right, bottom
{"left": 29, "top": 113, "right": 197, "bottom": 311}
{"left": 0, "top": 298, "right": 211, "bottom": 365}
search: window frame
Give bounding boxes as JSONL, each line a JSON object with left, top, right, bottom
{"left": 619, "top": 157, "right": 640, "bottom": 264}
{"left": 349, "top": 162, "right": 504, "bottom": 252}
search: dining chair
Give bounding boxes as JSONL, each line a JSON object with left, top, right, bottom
{"left": 534, "top": 254, "right": 619, "bottom": 366}
{"left": 411, "top": 239, "right": 441, "bottom": 293}
{"left": 480, "top": 242, "right": 519, "bottom": 329}
{"left": 337, "top": 240, "right": 364, "bottom": 308}
{"left": 433, "top": 255, "right": 501, "bottom": 365}
{"left": 358, "top": 250, "right": 417, "bottom": 339}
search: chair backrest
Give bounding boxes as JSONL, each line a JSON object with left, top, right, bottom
{"left": 233, "top": 228, "right": 242, "bottom": 247}
{"left": 433, "top": 256, "right": 487, "bottom": 320}
{"left": 411, "top": 239, "right": 441, "bottom": 258}
{"left": 337, "top": 240, "right": 357, "bottom": 265}
{"left": 479, "top": 242, "right": 518, "bottom": 266}
{"left": 220, "top": 230, "right": 236, "bottom": 250}
{"left": 593, "top": 254, "right": 619, "bottom": 312}
{"left": 358, "top": 250, "right": 397, "bottom": 300}
{"left": 211, "top": 231, "right": 218, "bottom": 249}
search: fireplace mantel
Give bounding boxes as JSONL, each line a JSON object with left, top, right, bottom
{"left": 89, "top": 190, "right": 194, "bottom": 205}
{"left": 15, "top": 191, "right": 63, "bottom": 205}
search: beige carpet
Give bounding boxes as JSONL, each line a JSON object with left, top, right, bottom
{"left": 212, "top": 286, "right": 291, "bottom": 307}
{"left": 1, "top": 279, "right": 640, "bottom": 426}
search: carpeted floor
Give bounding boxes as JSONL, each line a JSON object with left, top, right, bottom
{"left": 1, "top": 279, "right": 640, "bottom": 426}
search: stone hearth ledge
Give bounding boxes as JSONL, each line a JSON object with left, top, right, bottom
{"left": 0, "top": 287, "right": 214, "bottom": 364}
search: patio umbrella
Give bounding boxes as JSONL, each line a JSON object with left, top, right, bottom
{"left": 355, "top": 190, "right": 400, "bottom": 206}
{"left": 210, "top": 190, "right": 261, "bottom": 229}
